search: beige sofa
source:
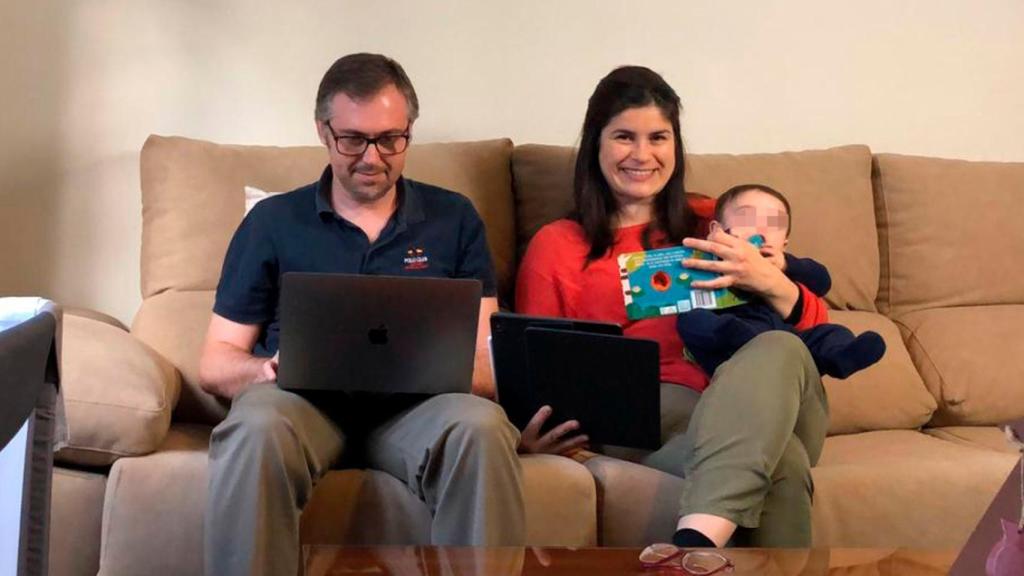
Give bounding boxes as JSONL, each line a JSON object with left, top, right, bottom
{"left": 47, "top": 135, "right": 1023, "bottom": 575}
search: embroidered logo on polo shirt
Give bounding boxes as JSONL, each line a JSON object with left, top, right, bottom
{"left": 403, "top": 246, "right": 429, "bottom": 271}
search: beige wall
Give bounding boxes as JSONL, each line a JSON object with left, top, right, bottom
{"left": 2, "top": 0, "right": 1023, "bottom": 323}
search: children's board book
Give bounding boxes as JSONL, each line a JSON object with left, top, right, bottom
{"left": 617, "top": 236, "right": 763, "bottom": 321}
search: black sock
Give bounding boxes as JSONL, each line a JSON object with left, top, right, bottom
{"left": 822, "top": 331, "right": 886, "bottom": 379}
{"left": 672, "top": 528, "right": 716, "bottom": 548}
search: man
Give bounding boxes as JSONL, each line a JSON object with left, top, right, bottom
{"left": 198, "top": 53, "right": 524, "bottom": 576}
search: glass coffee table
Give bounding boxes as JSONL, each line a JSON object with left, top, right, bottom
{"left": 302, "top": 546, "right": 958, "bottom": 575}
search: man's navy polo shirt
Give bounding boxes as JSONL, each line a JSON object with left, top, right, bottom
{"left": 213, "top": 166, "right": 496, "bottom": 357}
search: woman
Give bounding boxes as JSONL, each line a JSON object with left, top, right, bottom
{"left": 515, "top": 66, "right": 830, "bottom": 548}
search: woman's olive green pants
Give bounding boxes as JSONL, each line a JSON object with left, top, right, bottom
{"left": 644, "top": 331, "right": 829, "bottom": 547}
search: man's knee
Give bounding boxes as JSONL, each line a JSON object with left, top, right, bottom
{"left": 212, "top": 385, "right": 302, "bottom": 450}
{"left": 442, "top": 395, "right": 519, "bottom": 450}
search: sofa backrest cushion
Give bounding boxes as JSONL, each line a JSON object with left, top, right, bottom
{"left": 873, "top": 154, "right": 1024, "bottom": 425}
{"left": 512, "top": 144, "right": 879, "bottom": 311}
{"left": 139, "top": 135, "right": 516, "bottom": 305}
{"left": 823, "top": 311, "right": 936, "bottom": 434}
{"left": 132, "top": 290, "right": 224, "bottom": 424}
{"left": 874, "top": 153, "right": 1024, "bottom": 317}
{"left": 898, "top": 305, "right": 1024, "bottom": 427}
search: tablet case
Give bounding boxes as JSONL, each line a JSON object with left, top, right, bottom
{"left": 490, "top": 312, "right": 621, "bottom": 429}
{"left": 524, "top": 327, "right": 661, "bottom": 450}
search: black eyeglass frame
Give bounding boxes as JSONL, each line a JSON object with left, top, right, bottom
{"left": 322, "top": 121, "right": 411, "bottom": 157}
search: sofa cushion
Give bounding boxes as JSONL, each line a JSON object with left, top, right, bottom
{"left": 101, "top": 424, "right": 210, "bottom": 576}
{"left": 874, "top": 153, "right": 1024, "bottom": 317}
{"left": 897, "top": 305, "right": 1024, "bottom": 426}
{"left": 56, "top": 314, "right": 180, "bottom": 467}
{"left": 510, "top": 144, "right": 576, "bottom": 260}
{"left": 50, "top": 467, "right": 106, "bottom": 576}
{"left": 581, "top": 454, "right": 682, "bottom": 546}
{"left": 131, "top": 290, "right": 223, "bottom": 425}
{"left": 140, "top": 136, "right": 325, "bottom": 297}
{"left": 301, "top": 454, "right": 597, "bottom": 548}
{"left": 923, "top": 426, "right": 1018, "bottom": 453}
{"left": 300, "top": 468, "right": 433, "bottom": 546}
{"left": 520, "top": 454, "right": 598, "bottom": 546}
{"left": 512, "top": 144, "right": 879, "bottom": 311}
{"left": 581, "top": 429, "right": 1013, "bottom": 549}
{"left": 405, "top": 139, "right": 517, "bottom": 305}
{"left": 813, "top": 430, "right": 1016, "bottom": 547}
{"left": 100, "top": 424, "right": 597, "bottom": 575}
{"left": 140, "top": 135, "right": 516, "bottom": 305}
{"left": 823, "top": 311, "right": 935, "bottom": 435}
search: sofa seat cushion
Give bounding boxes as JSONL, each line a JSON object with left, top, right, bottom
{"left": 99, "top": 424, "right": 597, "bottom": 575}
{"left": 519, "top": 454, "right": 598, "bottom": 546}
{"left": 581, "top": 430, "right": 1014, "bottom": 548}
{"left": 101, "top": 424, "right": 210, "bottom": 576}
{"left": 813, "top": 430, "right": 1016, "bottom": 547}
{"left": 302, "top": 454, "right": 597, "bottom": 548}
{"left": 823, "top": 311, "right": 935, "bottom": 434}
{"left": 874, "top": 153, "right": 1024, "bottom": 318}
{"left": 56, "top": 314, "right": 180, "bottom": 467}
{"left": 50, "top": 467, "right": 106, "bottom": 576}
{"left": 923, "top": 425, "right": 1018, "bottom": 453}
{"left": 581, "top": 454, "right": 683, "bottom": 546}
{"left": 512, "top": 144, "right": 879, "bottom": 311}
{"left": 896, "top": 305, "right": 1024, "bottom": 426}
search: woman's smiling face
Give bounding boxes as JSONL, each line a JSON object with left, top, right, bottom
{"left": 598, "top": 104, "right": 676, "bottom": 211}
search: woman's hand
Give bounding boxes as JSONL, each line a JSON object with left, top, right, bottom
{"left": 759, "top": 245, "right": 787, "bottom": 271}
{"left": 518, "top": 405, "right": 589, "bottom": 456}
{"left": 682, "top": 229, "right": 800, "bottom": 317}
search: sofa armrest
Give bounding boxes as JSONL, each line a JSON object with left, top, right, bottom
{"left": 56, "top": 313, "right": 181, "bottom": 467}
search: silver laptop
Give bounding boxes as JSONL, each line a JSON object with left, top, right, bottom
{"left": 277, "top": 272, "right": 481, "bottom": 394}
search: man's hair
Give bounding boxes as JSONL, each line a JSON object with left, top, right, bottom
{"left": 572, "top": 65, "right": 696, "bottom": 262}
{"left": 714, "top": 183, "right": 792, "bottom": 236}
{"left": 314, "top": 53, "right": 420, "bottom": 124}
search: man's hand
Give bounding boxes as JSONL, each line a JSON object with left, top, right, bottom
{"left": 262, "top": 351, "right": 280, "bottom": 382}
{"left": 518, "top": 406, "right": 589, "bottom": 456}
{"left": 759, "top": 245, "right": 787, "bottom": 271}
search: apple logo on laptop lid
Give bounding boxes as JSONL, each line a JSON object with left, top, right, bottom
{"left": 368, "top": 323, "right": 389, "bottom": 345}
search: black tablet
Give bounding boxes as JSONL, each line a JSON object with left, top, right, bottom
{"left": 523, "top": 327, "right": 661, "bottom": 450}
{"left": 490, "top": 312, "right": 621, "bottom": 429}
{"left": 490, "top": 312, "right": 660, "bottom": 449}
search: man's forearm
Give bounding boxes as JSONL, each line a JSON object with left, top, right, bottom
{"left": 471, "top": 345, "right": 496, "bottom": 399}
{"left": 199, "top": 342, "right": 271, "bottom": 400}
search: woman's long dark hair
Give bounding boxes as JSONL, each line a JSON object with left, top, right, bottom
{"left": 572, "top": 66, "right": 696, "bottom": 262}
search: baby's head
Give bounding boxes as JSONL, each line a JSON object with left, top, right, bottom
{"left": 711, "top": 184, "right": 791, "bottom": 250}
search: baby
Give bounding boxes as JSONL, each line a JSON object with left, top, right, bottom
{"left": 676, "top": 183, "right": 886, "bottom": 379}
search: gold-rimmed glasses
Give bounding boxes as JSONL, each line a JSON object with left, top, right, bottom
{"left": 639, "top": 543, "right": 733, "bottom": 575}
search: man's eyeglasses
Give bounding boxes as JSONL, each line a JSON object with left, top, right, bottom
{"left": 323, "top": 122, "right": 410, "bottom": 157}
{"left": 639, "top": 544, "right": 733, "bottom": 575}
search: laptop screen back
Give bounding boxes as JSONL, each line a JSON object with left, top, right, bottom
{"left": 278, "top": 273, "right": 481, "bottom": 395}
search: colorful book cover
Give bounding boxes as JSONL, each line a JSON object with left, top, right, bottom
{"left": 617, "top": 237, "right": 762, "bottom": 321}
